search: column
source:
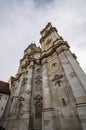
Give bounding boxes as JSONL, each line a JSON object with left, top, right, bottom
{"left": 42, "top": 58, "right": 57, "bottom": 130}
{"left": 42, "top": 62, "right": 52, "bottom": 108}
{"left": 24, "top": 62, "right": 33, "bottom": 113}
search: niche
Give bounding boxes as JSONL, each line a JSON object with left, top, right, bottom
{"left": 36, "top": 80, "right": 42, "bottom": 90}
{"left": 35, "top": 101, "right": 42, "bottom": 118}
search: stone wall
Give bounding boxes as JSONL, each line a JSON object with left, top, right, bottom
{"left": 1, "top": 23, "right": 86, "bottom": 130}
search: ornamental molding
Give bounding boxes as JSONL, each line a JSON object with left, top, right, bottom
{"left": 21, "top": 77, "right": 28, "bottom": 86}
{"left": 40, "top": 27, "right": 57, "bottom": 43}
{"left": 34, "top": 95, "right": 42, "bottom": 100}
{"left": 35, "top": 75, "right": 42, "bottom": 80}
{"left": 52, "top": 74, "right": 63, "bottom": 81}
{"left": 40, "top": 41, "right": 69, "bottom": 61}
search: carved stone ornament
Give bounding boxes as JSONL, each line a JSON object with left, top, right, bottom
{"left": 21, "top": 77, "right": 28, "bottom": 86}
{"left": 34, "top": 95, "right": 42, "bottom": 100}
{"left": 19, "top": 96, "right": 25, "bottom": 102}
{"left": 35, "top": 75, "right": 42, "bottom": 80}
{"left": 21, "top": 60, "right": 30, "bottom": 69}
{"left": 52, "top": 73, "right": 63, "bottom": 81}
{"left": 29, "top": 62, "right": 34, "bottom": 69}
{"left": 26, "top": 90, "right": 32, "bottom": 94}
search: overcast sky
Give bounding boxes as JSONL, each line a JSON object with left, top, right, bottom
{"left": 0, "top": 0, "right": 86, "bottom": 81}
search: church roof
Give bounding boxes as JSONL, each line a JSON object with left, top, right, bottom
{"left": 0, "top": 81, "right": 10, "bottom": 95}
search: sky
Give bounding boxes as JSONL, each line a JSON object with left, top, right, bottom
{"left": 0, "top": 0, "right": 86, "bottom": 81}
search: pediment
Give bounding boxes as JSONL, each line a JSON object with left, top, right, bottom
{"left": 52, "top": 73, "right": 63, "bottom": 81}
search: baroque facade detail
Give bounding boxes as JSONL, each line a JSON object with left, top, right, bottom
{"left": 0, "top": 23, "right": 86, "bottom": 130}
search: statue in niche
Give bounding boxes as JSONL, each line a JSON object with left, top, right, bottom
{"left": 35, "top": 101, "right": 42, "bottom": 118}
{"left": 16, "top": 96, "right": 25, "bottom": 117}
{"left": 17, "top": 102, "right": 23, "bottom": 118}
{"left": 20, "top": 77, "right": 28, "bottom": 92}
{"left": 35, "top": 79, "right": 42, "bottom": 90}
{"left": 21, "top": 77, "right": 28, "bottom": 86}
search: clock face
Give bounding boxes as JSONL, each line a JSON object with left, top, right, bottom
{"left": 48, "top": 57, "right": 60, "bottom": 73}
{"left": 51, "top": 62, "right": 60, "bottom": 72}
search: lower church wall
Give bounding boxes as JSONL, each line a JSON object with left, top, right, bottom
{"left": 1, "top": 118, "right": 29, "bottom": 130}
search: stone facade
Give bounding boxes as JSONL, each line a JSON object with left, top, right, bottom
{"left": 0, "top": 93, "right": 9, "bottom": 119}
{"left": 0, "top": 23, "right": 86, "bottom": 130}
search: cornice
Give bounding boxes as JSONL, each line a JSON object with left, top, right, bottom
{"left": 40, "top": 41, "right": 70, "bottom": 61}
{"left": 20, "top": 41, "right": 69, "bottom": 66}
{"left": 20, "top": 51, "right": 41, "bottom": 63}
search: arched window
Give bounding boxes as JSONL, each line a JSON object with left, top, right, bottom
{"left": 35, "top": 101, "right": 42, "bottom": 118}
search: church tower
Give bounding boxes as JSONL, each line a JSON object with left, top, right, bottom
{"left": 0, "top": 23, "right": 86, "bottom": 130}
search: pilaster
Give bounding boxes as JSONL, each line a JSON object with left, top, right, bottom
{"left": 42, "top": 58, "right": 57, "bottom": 130}
{"left": 58, "top": 50, "right": 86, "bottom": 130}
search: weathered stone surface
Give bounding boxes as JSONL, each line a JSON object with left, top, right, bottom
{"left": 0, "top": 23, "right": 86, "bottom": 130}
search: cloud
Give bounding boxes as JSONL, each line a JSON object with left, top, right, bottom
{"left": 0, "top": 0, "right": 86, "bottom": 81}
